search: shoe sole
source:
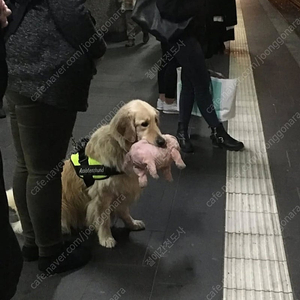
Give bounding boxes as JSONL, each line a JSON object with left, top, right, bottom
{"left": 163, "top": 110, "right": 179, "bottom": 114}
{"left": 23, "top": 256, "right": 39, "bottom": 262}
{"left": 212, "top": 142, "right": 245, "bottom": 152}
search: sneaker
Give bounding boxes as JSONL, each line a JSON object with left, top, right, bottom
{"left": 163, "top": 102, "right": 178, "bottom": 114}
{"left": 156, "top": 98, "right": 164, "bottom": 110}
{"left": 38, "top": 245, "right": 91, "bottom": 274}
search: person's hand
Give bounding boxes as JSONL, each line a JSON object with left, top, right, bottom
{"left": 0, "top": 0, "right": 11, "bottom": 28}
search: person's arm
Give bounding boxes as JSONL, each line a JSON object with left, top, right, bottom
{"left": 47, "top": 0, "right": 106, "bottom": 60}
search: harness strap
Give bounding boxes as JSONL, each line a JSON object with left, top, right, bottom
{"left": 70, "top": 137, "right": 123, "bottom": 188}
{"left": 78, "top": 149, "right": 95, "bottom": 187}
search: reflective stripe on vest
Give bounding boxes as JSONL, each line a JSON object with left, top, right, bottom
{"left": 70, "top": 153, "right": 109, "bottom": 180}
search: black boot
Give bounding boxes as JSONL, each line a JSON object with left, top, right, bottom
{"left": 176, "top": 123, "right": 194, "bottom": 153}
{"left": 38, "top": 245, "right": 91, "bottom": 273}
{"left": 22, "top": 245, "right": 39, "bottom": 262}
{"left": 210, "top": 124, "right": 244, "bottom": 151}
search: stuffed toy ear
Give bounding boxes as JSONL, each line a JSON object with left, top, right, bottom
{"left": 116, "top": 111, "right": 137, "bottom": 143}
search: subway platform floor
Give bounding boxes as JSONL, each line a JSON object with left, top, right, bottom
{"left": 1, "top": 0, "right": 300, "bottom": 299}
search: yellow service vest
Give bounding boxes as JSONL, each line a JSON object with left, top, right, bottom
{"left": 70, "top": 137, "right": 122, "bottom": 186}
{"left": 71, "top": 153, "right": 109, "bottom": 181}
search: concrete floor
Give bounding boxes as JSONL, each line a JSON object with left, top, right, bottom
{"left": 0, "top": 0, "right": 300, "bottom": 299}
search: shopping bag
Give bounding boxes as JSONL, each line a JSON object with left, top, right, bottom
{"left": 176, "top": 68, "right": 238, "bottom": 122}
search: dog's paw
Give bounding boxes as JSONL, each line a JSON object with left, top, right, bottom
{"left": 129, "top": 220, "right": 145, "bottom": 231}
{"left": 99, "top": 237, "right": 117, "bottom": 248}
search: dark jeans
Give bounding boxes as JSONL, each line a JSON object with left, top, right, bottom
{"left": 0, "top": 60, "right": 8, "bottom": 108}
{"left": 0, "top": 150, "right": 23, "bottom": 300}
{"left": 7, "top": 91, "right": 77, "bottom": 257}
{"left": 158, "top": 42, "right": 179, "bottom": 99}
{"left": 171, "top": 35, "right": 220, "bottom": 129}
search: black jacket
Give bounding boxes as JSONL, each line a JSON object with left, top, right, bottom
{"left": 157, "top": 0, "right": 206, "bottom": 23}
{"left": 208, "top": 0, "right": 237, "bottom": 26}
{"left": 0, "top": 30, "right": 5, "bottom": 60}
{"left": 157, "top": 0, "right": 207, "bottom": 43}
{"left": 5, "top": 0, "right": 106, "bottom": 112}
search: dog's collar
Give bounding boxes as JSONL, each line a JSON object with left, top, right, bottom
{"left": 70, "top": 138, "right": 123, "bottom": 187}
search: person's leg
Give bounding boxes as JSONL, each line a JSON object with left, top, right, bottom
{"left": 6, "top": 91, "right": 76, "bottom": 257}
{"left": 173, "top": 36, "right": 220, "bottom": 127}
{"left": 125, "top": 10, "right": 135, "bottom": 47}
{"left": 158, "top": 43, "right": 178, "bottom": 113}
{"left": 173, "top": 35, "right": 244, "bottom": 151}
{"left": 157, "top": 43, "right": 167, "bottom": 106}
{"left": 178, "top": 69, "right": 195, "bottom": 128}
{"left": 157, "top": 43, "right": 167, "bottom": 110}
{"left": 0, "top": 60, "right": 7, "bottom": 118}
{"left": 176, "top": 69, "right": 195, "bottom": 152}
{"left": 164, "top": 56, "right": 179, "bottom": 101}
{"left": 7, "top": 92, "right": 37, "bottom": 256}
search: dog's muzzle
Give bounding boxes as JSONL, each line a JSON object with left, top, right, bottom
{"left": 156, "top": 136, "right": 166, "bottom": 147}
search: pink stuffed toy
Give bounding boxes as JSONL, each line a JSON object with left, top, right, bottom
{"left": 0, "top": 0, "right": 11, "bottom": 28}
{"left": 124, "top": 134, "right": 186, "bottom": 187}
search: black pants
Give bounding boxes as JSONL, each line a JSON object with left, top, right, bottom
{"left": 157, "top": 42, "right": 179, "bottom": 99}
{"left": 0, "top": 60, "right": 8, "bottom": 109}
{"left": 0, "top": 150, "right": 23, "bottom": 300}
{"left": 170, "top": 35, "right": 220, "bottom": 129}
{"left": 6, "top": 91, "right": 77, "bottom": 257}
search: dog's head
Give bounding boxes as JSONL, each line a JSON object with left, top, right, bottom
{"left": 110, "top": 100, "right": 165, "bottom": 150}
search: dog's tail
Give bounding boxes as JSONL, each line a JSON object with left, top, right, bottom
{"left": 6, "top": 189, "right": 23, "bottom": 234}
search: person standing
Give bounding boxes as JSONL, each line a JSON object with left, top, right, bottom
{"left": 157, "top": 0, "right": 244, "bottom": 153}
{"left": 5, "top": 0, "right": 106, "bottom": 273}
{"left": 121, "top": 0, "right": 149, "bottom": 47}
{"left": 0, "top": 2, "right": 23, "bottom": 299}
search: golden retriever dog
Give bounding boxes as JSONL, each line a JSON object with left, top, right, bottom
{"left": 60, "top": 99, "right": 165, "bottom": 248}
{"left": 8, "top": 100, "right": 165, "bottom": 248}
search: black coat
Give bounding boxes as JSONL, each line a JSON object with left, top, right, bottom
{"left": 208, "top": 0, "right": 237, "bottom": 26}
{"left": 157, "top": 0, "right": 237, "bottom": 57}
{"left": 157, "top": 0, "right": 206, "bottom": 23}
{"left": 157, "top": 0, "right": 207, "bottom": 43}
{"left": 0, "top": 30, "right": 5, "bottom": 60}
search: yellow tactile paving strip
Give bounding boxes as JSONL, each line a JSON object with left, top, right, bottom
{"left": 223, "top": 0, "right": 294, "bottom": 298}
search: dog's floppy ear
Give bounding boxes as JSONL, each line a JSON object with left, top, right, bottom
{"left": 116, "top": 111, "right": 136, "bottom": 143}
